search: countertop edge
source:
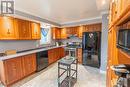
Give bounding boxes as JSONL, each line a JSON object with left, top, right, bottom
{"left": 0, "top": 45, "right": 66, "bottom": 61}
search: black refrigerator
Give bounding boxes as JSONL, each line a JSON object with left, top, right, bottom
{"left": 82, "top": 32, "right": 101, "bottom": 68}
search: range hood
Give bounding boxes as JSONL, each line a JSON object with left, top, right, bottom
{"left": 67, "top": 34, "right": 78, "bottom": 38}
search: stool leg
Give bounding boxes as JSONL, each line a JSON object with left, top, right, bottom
{"left": 58, "top": 63, "right": 60, "bottom": 87}
{"left": 69, "top": 65, "right": 71, "bottom": 87}
{"left": 76, "top": 59, "right": 78, "bottom": 80}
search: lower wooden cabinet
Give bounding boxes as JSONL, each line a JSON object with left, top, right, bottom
{"left": 22, "top": 54, "right": 36, "bottom": 77}
{"left": 77, "top": 48, "right": 82, "bottom": 63}
{"left": 48, "top": 47, "right": 65, "bottom": 64}
{"left": 0, "top": 54, "right": 36, "bottom": 86}
{"left": 4, "top": 57, "right": 23, "bottom": 85}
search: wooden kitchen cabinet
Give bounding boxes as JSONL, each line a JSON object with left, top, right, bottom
{"left": 0, "top": 16, "right": 17, "bottom": 40}
{"left": 78, "top": 26, "right": 84, "bottom": 38}
{"left": 22, "top": 54, "right": 36, "bottom": 77}
{"left": 60, "top": 28, "right": 67, "bottom": 39}
{"left": 52, "top": 27, "right": 61, "bottom": 39}
{"left": 31, "top": 22, "right": 41, "bottom": 40}
{"left": 83, "top": 23, "right": 101, "bottom": 32}
{"left": 48, "top": 47, "right": 65, "bottom": 64}
{"left": 77, "top": 48, "right": 82, "bottom": 63}
{"left": 16, "top": 19, "right": 32, "bottom": 39}
{"left": 0, "top": 54, "right": 36, "bottom": 86}
{"left": 66, "top": 26, "right": 78, "bottom": 36}
{"left": 2, "top": 57, "right": 23, "bottom": 85}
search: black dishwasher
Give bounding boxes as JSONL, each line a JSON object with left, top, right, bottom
{"left": 36, "top": 50, "right": 48, "bottom": 71}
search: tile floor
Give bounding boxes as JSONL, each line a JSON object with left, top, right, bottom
{"left": 0, "top": 63, "right": 106, "bottom": 87}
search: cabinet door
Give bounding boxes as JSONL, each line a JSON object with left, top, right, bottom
{"left": 4, "top": 57, "right": 23, "bottom": 85}
{"left": 0, "top": 16, "right": 16, "bottom": 39}
{"left": 16, "top": 19, "right": 31, "bottom": 39}
{"left": 31, "top": 22, "right": 41, "bottom": 39}
{"left": 60, "top": 28, "right": 67, "bottom": 39}
{"left": 78, "top": 26, "right": 83, "bottom": 38}
{"left": 52, "top": 27, "right": 61, "bottom": 39}
{"left": 48, "top": 50, "right": 53, "bottom": 64}
{"left": 77, "top": 48, "right": 82, "bottom": 63}
{"left": 22, "top": 54, "right": 36, "bottom": 76}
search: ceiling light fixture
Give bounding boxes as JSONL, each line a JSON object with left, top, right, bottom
{"left": 102, "top": 0, "right": 106, "bottom": 5}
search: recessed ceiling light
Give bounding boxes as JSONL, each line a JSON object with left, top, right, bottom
{"left": 102, "top": 0, "right": 106, "bottom": 5}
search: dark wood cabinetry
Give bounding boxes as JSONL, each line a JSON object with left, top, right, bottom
{"left": 52, "top": 23, "right": 102, "bottom": 39}
{"left": 16, "top": 19, "right": 32, "bottom": 39}
{"left": 0, "top": 54, "right": 36, "bottom": 86}
{"left": 48, "top": 47, "right": 65, "bottom": 64}
{"left": 107, "top": 0, "right": 130, "bottom": 86}
{"left": 4, "top": 57, "right": 23, "bottom": 85}
{"left": 77, "top": 48, "right": 82, "bottom": 64}
{"left": 0, "top": 16, "right": 17, "bottom": 40}
{"left": 31, "top": 22, "right": 41, "bottom": 39}
{"left": 22, "top": 54, "right": 36, "bottom": 77}
{"left": 0, "top": 16, "right": 41, "bottom": 40}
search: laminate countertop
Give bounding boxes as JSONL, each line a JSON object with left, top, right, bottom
{"left": 0, "top": 45, "right": 66, "bottom": 61}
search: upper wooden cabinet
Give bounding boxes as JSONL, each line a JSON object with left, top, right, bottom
{"left": 77, "top": 26, "right": 84, "bottom": 38}
{"left": 15, "top": 18, "right": 32, "bottom": 40}
{"left": 31, "top": 22, "right": 41, "bottom": 39}
{"left": 83, "top": 23, "right": 101, "bottom": 32}
{"left": 0, "top": 16, "right": 41, "bottom": 40}
{"left": 109, "top": 0, "right": 130, "bottom": 28}
{"left": 66, "top": 26, "right": 78, "bottom": 36}
{"left": 60, "top": 28, "right": 67, "bottom": 39}
{"left": 0, "top": 16, "right": 17, "bottom": 40}
{"left": 52, "top": 23, "right": 102, "bottom": 39}
{"left": 52, "top": 27, "right": 61, "bottom": 39}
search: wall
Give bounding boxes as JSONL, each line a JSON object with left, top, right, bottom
{"left": 100, "top": 13, "right": 108, "bottom": 72}
{"left": 0, "top": 40, "right": 38, "bottom": 52}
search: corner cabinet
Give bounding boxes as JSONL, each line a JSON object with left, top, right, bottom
{"left": 31, "top": 22, "right": 41, "bottom": 40}
{"left": 0, "top": 54, "right": 36, "bottom": 86}
{"left": 0, "top": 16, "right": 17, "bottom": 40}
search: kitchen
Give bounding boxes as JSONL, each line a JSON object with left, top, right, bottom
{"left": 0, "top": 0, "right": 130, "bottom": 87}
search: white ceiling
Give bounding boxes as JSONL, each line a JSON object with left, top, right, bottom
{"left": 15, "top": 0, "right": 110, "bottom": 25}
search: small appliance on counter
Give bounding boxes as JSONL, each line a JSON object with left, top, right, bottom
{"left": 111, "top": 64, "right": 130, "bottom": 87}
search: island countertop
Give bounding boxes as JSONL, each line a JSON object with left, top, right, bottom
{"left": 0, "top": 45, "right": 66, "bottom": 61}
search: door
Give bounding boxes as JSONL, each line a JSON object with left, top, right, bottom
{"left": 22, "top": 54, "right": 36, "bottom": 76}
{"left": 0, "top": 16, "right": 16, "bottom": 39}
{"left": 4, "top": 57, "right": 23, "bottom": 85}
{"left": 31, "top": 22, "right": 41, "bottom": 39}
{"left": 82, "top": 32, "right": 101, "bottom": 68}
{"left": 16, "top": 19, "right": 31, "bottom": 39}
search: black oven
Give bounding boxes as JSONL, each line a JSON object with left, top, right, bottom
{"left": 36, "top": 50, "right": 48, "bottom": 71}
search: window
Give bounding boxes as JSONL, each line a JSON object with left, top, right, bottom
{"left": 40, "top": 27, "right": 51, "bottom": 45}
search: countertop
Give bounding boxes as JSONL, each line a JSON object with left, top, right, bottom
{"left": 0, "top": 45, "right": 66, "bottom": 61}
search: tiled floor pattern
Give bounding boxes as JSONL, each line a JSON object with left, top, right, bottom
{"left": 0, "top": 63, "right": 106, "bottom": 87}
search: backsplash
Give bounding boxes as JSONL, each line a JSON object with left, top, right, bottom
{"left": 0, "top": 40, "right": 38, "bottom": 53}
{"left": 60, "top": 37, "right": 82, "bottom": 45}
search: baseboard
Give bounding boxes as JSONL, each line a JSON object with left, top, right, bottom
{"left": 100, "top": 70, "right": 106, "bottom": 74}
